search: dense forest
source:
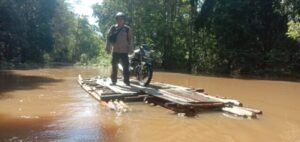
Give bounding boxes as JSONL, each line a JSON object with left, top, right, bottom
{"left": 1, "top": 0, "right": 300, "bottom": 77}
{"left": 0, "top": 0, "right": 108, "bottom": 67}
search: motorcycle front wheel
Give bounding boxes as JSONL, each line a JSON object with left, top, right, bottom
{"left": 136, "top": 63, "right": 153, "bottom": 86}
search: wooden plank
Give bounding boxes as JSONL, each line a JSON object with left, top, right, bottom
{"left": 130, "top": 83, "right": 192, "bottom": 105}
{"left": 165, "top": 102, "right": 224, "bottom": 108}
{"left": 96, "top": 78, "right": 137, "bottom": 94}
{"left": 163, "top": 88, "right": 220, "bottom": 103}
{"left": 130, "top": 83, "right": 224, "bottom": 108}
{"left": 78, "top": 76, "right": 102, "bottom": 101}
{"left": 124, "top": 95, "right": 149, "bottom": 102}
{"left": 100, "top": 93, "right": 142, "bottom": 101}
{"left": 193, "top": 92, "right": 242, "bottom": 106}
{"left": 79, "top": 75, "right": 131, "bottom": 112}
{"left": 232, "top": 106, "right": 263, "bottom": 115}
{"left": 148, "top": 81, "right": 242, "bottom": 106}
{"left": 79, "top": 75, "right": 147, "bottom": 102}
{"left": 222, "top": 106, "right": 257, "bottom": 118}
{"left": 132, "top": 82, "right": 211, "bottom": 103}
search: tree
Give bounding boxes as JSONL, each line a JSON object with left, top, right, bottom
{"left": 0, "top": 0, "right": 105, "bottom": 66}
{"left": 195, "top": 0, "right": 298, "bottom": 75}
{"left": 0, "top": 0, "right": 56, "bottom": 63}
{"left": 50, "top": 0, "right": 77, "bottom": 62}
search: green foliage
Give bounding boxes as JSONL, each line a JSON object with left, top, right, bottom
{"left": 1, "top": 0, "right": 299, "bottom": 77}
{"left": 79, "top": 53, "right": 88, "bottom": 65}
{"left": 50, "top": 2, "right": 106, "bottom": 65}
{"left": 0, "top": 0, "right": 107, "bottom": 67}
{"left": 195, "top": 0, "right": 300, "bottom": 76}
{"left": 0, "top": 0, "right": 55, "bottom": 63}
{"left": 287, "top": 21, "right": 300, "bottom": 40}
{"left": 50, "top": 0, "right": 77, "bottom": 62}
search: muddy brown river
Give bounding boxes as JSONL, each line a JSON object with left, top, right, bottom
{"left": 0, "top": 67, "right": 299, "bottom": 142}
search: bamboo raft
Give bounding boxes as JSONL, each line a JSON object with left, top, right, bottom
{"left": 77, "top": 75, "right": 262, "bottom": 118}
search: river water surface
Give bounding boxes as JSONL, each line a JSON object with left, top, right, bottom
{"left": 0, "top": 67, "right": 299, "bottom": 142}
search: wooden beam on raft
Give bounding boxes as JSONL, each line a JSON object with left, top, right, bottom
{"left": 124, "top": 95, "right": 149, "bottom": 102}
{"left": 141, "top": 80, "right": 242, "bottom": 106}
{"left": 239, "top": 106, "right": 263, "bottom": 115}
{"left": 164, "top": 102, "right": 224, "bottom": 109}
{"left": 96, "top": 77, "right": 138, "bottom": 94}
{"left": 78, "top": 75, "right": 148, "bottom": 102}
{"left": 100, "top": 93, "right": 148, "bottom": 102}
{"left": 194, "top": 92, "right": 243, "bottom": 106}
{"left": 130, "top": 83, "right": 193, "bottom": 105}
{"left": 222, "top": 106, "right": 262, "bottom": 119}
{"left": 158, "top": 82, "right": 244, "bottom": 106}
{"left": 78, "top": 75, "right": 102, "bottom": 101}
{"left": 130, "top": 83, "right": 223, "bottom": 105}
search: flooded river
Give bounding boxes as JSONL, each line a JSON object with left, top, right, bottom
{"left": 0, "top": 67, "right": 299, "bottom": 142}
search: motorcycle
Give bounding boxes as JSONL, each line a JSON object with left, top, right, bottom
{"left": 118, "top": 44, "right": 153, "bottom": 86}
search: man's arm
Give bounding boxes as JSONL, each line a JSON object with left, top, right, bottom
{"left": 128, "top": 27, "right": 134, "bottom": 54}
{"left": 105, "top": 26, "right": 113, "bottom": 54}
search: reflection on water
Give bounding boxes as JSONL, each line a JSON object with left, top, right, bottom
{"left": 0, "top": 67, "right": 300, "bottom": 142}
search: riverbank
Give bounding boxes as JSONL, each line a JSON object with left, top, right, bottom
{"left": 1, "top": 62, "right": 300, "bottom": 82}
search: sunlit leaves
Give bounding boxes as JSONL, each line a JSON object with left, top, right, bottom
{"left": 287, "top": 21, "right": 300, "bottom": 40}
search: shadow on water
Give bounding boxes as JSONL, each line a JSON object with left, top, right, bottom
{"left": 0, "top": 114, "right": 58, "bottom": 141}
{"left": 0, "top": 113, "right": 122, "bottom": 142}
{"left": 0, "top": 68, "right": 121, "bottom": 142}
{"left": 0, "top": 70, "right": 62, "bottom": 97}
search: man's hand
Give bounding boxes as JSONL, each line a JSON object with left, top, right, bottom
{"left": 129, "top": 49, "right": 133, "bottom": 55}
{"left": 105, "top": 48, "right": 111, "bottom": 54}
